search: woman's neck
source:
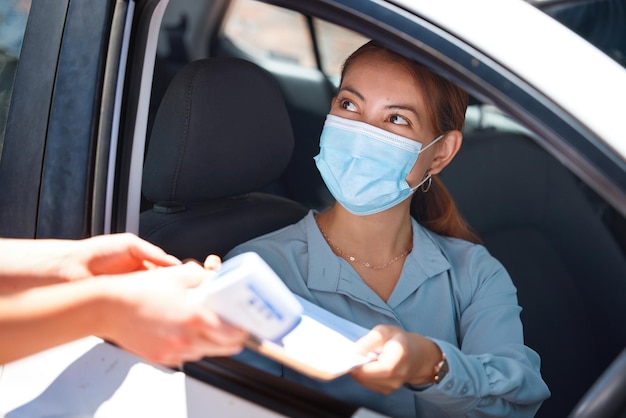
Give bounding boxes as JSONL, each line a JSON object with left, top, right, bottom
{"left": 316, "top": 203, "right": 414, "bottom": 266}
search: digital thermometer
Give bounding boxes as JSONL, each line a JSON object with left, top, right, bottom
{"left": 188, "top": 252, "right": 303, "bottom": 341}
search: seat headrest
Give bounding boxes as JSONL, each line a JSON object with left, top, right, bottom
{"left": 143, "top": 57, "right": 294, "bottom": 203}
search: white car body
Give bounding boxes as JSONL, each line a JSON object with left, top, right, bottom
{"left": 1, "top": 0, "right": 625, "bottom": 416}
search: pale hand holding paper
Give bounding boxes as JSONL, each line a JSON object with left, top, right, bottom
{"left": 187, "top": 252, "right": 374, "bottom": 380}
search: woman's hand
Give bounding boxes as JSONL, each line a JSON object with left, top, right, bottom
{"left": 350, "top": 325, "right": 443, "bottom": 394}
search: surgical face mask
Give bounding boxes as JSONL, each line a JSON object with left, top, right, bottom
{"left": 314, "top": 114, "right": 442, "bottom": 216}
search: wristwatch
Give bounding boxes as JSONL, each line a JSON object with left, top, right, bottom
{"left": 403, "top": 352, "right": 449, "bottom": 391}
{"left": 433, "top": 353, "right": 449, "bottom": 384}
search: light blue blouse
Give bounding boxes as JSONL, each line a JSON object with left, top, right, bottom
{"left": 226, "top": 210, "right": 550, "bottom": 417}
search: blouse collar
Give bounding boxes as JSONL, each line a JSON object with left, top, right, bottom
{"left": 304, "top": 210, "right": 451, "bottom": 309}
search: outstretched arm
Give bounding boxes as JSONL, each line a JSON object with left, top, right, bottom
{"left": 0, "top": 233, "right": 181, "bottom": 293}
{"left": 0, "top": 262, "right": 248, "bottom": 365}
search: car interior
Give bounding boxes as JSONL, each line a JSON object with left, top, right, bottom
{"left": 138, "top": 0, "right": 626, "bottom": 416}
{"left": 140, "top": 57, "right": 308, "bottom": 261}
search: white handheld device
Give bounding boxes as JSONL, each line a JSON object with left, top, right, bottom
{"left": 188, "top": 252, "right": 303, "bottom": 341}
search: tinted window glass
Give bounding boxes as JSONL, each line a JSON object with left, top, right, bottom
{"left": 313, "top": 18, "right": 368, "bottom": 82}
{"left": 537, "top": 0, "right": 626, "bottom": 69}
{"left": 223, "top": 0, "right": 316, "bottom": 67}
{"left": 0, "top": 0, "right": 31, "bottom": 158}
{"left": 223, "top": 0, "right": 367, "bottom": 81}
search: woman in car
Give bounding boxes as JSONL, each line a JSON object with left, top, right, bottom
{"left": 226, "top": 41, "right": 550, "bottom": 417}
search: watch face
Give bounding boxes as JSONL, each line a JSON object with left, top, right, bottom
{"left": 434, "top": 357, "right": 449, "bottom": 384}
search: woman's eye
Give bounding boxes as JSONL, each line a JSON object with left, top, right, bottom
{"left": 389, "top": 114, "right": 409, "bottom": 125}
{"left": 340, "top": 100, "right": 357, "bottom": 112}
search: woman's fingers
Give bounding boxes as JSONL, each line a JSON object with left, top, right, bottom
{"left": 203, "top": 254, "right": 222, "bottom": 271}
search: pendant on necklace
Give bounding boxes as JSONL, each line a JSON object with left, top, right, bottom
{"left": 316, "top": 218, "right": 412, "bottom": 270}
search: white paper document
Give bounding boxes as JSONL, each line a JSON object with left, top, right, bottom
{"left": 247, "top": 296, "right": 374, "bottom": 381}
{"left": 189, "top": 252, "right": 375, "bottom": 381}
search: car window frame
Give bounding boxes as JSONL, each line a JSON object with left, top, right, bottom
{"left": 113, "top": 0, "right": 172, "bottom": 235}
{"left": 116, "top": 0, "right": 626, "bottom": 414}
{"left": 125, "top": 0, "right": 626, "bottom": 239}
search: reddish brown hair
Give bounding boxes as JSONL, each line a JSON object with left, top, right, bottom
{"left": 341, "top": 41, "right": 481, "bottom": 243}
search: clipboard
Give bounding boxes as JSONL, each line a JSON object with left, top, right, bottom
{"left": 245, "top": 296, "right": 374, "bottom": 381}
{"left": 188, "top": 252, "right": 374, "bottom": 381}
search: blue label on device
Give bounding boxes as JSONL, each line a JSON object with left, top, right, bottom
{"left": 246, "top": 282, "right": 284, "bottom": 320}
{"left": 246, "top": 282, "right": 302, "bottom": 340}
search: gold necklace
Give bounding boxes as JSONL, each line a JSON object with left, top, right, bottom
{"left": 316, "top": 221, "right": 413, "bottom": 270}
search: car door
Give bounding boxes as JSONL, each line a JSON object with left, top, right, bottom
{"left": 0, "top": 0, "right": 129, "bottom": 239}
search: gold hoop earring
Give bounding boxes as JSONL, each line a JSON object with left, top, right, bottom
{"left": 421, "top": 174, "right": 432, "bottom": 193}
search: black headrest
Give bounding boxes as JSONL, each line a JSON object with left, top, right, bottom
{"left": 143, "top": 57, "right": 294, "bottom": 203}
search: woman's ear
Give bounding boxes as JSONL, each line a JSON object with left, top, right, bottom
{"left": 428, "top": 130, "right": 462, "bottom": 175}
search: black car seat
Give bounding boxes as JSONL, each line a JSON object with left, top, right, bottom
{"left": 438, "top": 128, "right": 626, "bottom": 417}
{"left": 140, "top": 57, "right": 308, "bottom": 261}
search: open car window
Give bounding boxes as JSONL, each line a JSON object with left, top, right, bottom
{"left": 140, "top": 1, "right": 626, "bottom": 417}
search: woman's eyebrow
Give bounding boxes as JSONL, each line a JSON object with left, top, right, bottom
{"left": 339, "top": 86, "right": 422, "bottom": 122}
{"left": 386, "top": 104, "right": 421, "bottom": 121}
{"left": 338, "top": 86, "right": 365, "bottom": 101}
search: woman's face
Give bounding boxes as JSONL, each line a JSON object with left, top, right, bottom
{"left": 330, "top": 51, "right": 439, "bottom": 187}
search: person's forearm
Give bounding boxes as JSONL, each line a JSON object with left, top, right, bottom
{"left": 0, "top": 235, "right": 182, "bottom": 295}
{"left": 0, "top": 279, "right": 107, "bottom": 364}
{"left": 0, "top": 238, "right": 75, "bottom": 293}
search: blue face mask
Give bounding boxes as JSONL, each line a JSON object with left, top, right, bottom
{"left": 314, "top": 114, "right": 442, "bottom": 216}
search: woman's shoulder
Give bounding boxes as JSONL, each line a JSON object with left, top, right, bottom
{"left": 417, "top": 219, "right": 482, "bottom": 252}
{"left": 417, "top": 222, "right": 516, "bottom": 309}
{"left": 418, "top": 222, "right": 508, "bottom": 279}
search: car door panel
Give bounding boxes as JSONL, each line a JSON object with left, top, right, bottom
{"left": 0, "top": 0, "right": 68, "bottom": 238}
{"left": 37, "top": 0, "right": 118, "bottom": 239}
